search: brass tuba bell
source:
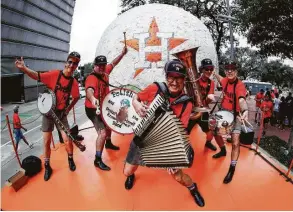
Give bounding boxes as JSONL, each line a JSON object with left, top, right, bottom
{"left": 172, "top": 47, "right": 210, "bottom": 120}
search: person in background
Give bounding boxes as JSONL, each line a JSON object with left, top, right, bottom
{"left": 12, "top": 105, "right": 33, "bottom": 152}
{"left": 272, "top": 93, "right": 280, "bottom": 126}
{"left": 260, "top": 91, "right": 274, "bottom": 136}
{"left": 278, "top": 96, "right": 287, "bottom": 130}
{"left": 255, "top": 89, "right": 264, "bottom": 125}
{"left": 285, "top": 92, "right": 293, "bottom": 127}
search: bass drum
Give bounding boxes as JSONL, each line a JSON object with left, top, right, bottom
{"left": 101, "top": 85, "right": 141, "bottom": 135}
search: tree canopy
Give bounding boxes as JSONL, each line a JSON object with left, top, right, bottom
{"left": 235, "top": 0, "right": 293, "bottom": 60}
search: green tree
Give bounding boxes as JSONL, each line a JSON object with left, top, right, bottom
{"left": 260, "top": 60, "right": 293, "bottom": 88}
{"left": 120, "top": 0, "right": 239, "bottom": 58}
{"left": 235, "top": 0, "right": 293, "bottom": 60}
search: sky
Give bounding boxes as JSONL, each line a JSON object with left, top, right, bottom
{"left": 69, "top": 0, "right": 293, "bottom": 67}
{"left": 69, "top": 0, "right": 120, "bottom": 65}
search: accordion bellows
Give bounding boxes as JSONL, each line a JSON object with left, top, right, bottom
{"left": 133, "top": 95, "right": 194, "bottom": 169}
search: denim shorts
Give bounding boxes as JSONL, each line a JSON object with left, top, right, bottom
{"left": 13, "top": 128, "right": 24, "bottom": 143}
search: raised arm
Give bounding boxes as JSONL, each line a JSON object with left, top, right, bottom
{"left": 15, "top": 57, "right": 38, "bottom": 80}
{"left": 111, "top": 46, "right": 127, "bottom": 67}
{"left": 213, "top": 72, "right": 223, "bottom": 83}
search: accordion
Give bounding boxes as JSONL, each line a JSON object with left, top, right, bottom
{"left": 133, "top": 94, "right": 194, "bottom": 169}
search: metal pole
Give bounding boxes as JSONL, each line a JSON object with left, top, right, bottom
{"left": 226, "top": 0, "right": 234, "bottom": 61}
{"left": 6, "top": 114, "right": 22, "bottom": 168}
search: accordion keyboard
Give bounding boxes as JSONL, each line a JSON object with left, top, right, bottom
{"left": 133, "top": 95, "right": 194, "bottom": 169}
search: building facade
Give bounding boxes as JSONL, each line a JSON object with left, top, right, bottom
{"left": 1, "top": 0, "right": 76, "bottom": 102}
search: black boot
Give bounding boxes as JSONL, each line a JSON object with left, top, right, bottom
{"left": 205, "top": 141, "right": 217, "bottom": 151}
{"left": 223, "top": 165, "right": 236, "bottom": 184}
{"left": 105, "top": 139, "right": 120, "bottom": 150}
{"left": 190, "top": 184, "right": 205, "bottom": 207}
{"left": 68, "top": 158, "right": 76, "bottom": 171}
{"left": 94, "top": 156, "right": 111, "bottom": 171}
{"left": 125, "top": 174, "right": 135, "bottom": 190}
{"left": 44, "top": 164, "right": 52, "bottom": 181}
{"left": 212, "top": 146, "right": 226, "bottom": 158}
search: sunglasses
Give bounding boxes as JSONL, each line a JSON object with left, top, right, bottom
{"left": 167, "top": 76, "right": 184, "bottom": 83}
{"left": 204, "top": 68, "right": 214, "bottom": 72}
{"left": 67, "top": 60, "right": 79, "bottom": 66}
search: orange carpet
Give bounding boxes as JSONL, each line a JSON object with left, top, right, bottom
{"left": 1, "top": 121, "right": 293, "bottom": 210}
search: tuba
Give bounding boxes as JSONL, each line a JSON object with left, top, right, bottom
{"left": 173, "top": 47, "right": 210, "bottom": 120}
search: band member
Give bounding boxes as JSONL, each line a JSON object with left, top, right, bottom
{"left": 15, "top": 52, "right": 81, "bottom": 181}
{"left": 85, "top": 46, "right": 127, "bottom": 170}
{"left": 260, "top": 91, "right": 273, "bottom": 136}
{"left": 187, "top": 58, "right": 217, "bottom": 151}
{"left": 123, "top": 60, "right": 205, "bottom": 207}
{"left": 213, "top": 61, "right": 248, "bottom": 184}
{"left": 13, "top": 105, "right": 33, "bottom": 152}
{"left": 255, "top": 89, "right": 264, "bottom": 125}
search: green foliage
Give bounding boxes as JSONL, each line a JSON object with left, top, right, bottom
{"left": 235, "top": 0, "right": 293, "bottom": 59}
{"left": 261, "top": 60, "right": 293, "bottom": 88}
{"left": 79, "top": 63, "right": 93, "bottom": 77}
{"left": 120, "top": 0, "right": 238, "bottom": 57}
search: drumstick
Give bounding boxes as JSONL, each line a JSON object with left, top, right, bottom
{"left": 241, "top": 119, "right": 248, "bottom": 133}
{"left": 244, "top": 119, "right": 254, "bottom": 128}
{"left": 123, "top": 32, "right": 126, "bottom": 47}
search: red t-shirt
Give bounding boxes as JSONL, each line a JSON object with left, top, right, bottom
{"left": 13, "top": 113, "right": 21, "bottom": 129}
{"left": 137, "top": 84, "right": 193, "bottom": 128}
{"left": 260, "top": 100, "right": 273, "bottom": 118}
{"left": 85, "top": 64, "right": 113, "bottom": 109}
{"left": 198, "top": 78, "right": 215, "bottom": 106}
{"left": 255, "top": 92, "right": 264, "bottom": 107}
{"left": 40, "top": 70, "right": 79, "bottom": 110}
{"left": 220, "top": 78, "right": 247, "bottom": 112}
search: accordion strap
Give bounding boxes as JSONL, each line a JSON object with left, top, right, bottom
{"left": 154, "top": 82, "right": 192, "bottom": 119}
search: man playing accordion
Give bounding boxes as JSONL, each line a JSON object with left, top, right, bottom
{"left": 123, "top": 60, "right": 205, "bottom": 207}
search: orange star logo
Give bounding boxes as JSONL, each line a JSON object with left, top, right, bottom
{"left": 121, "top": 17, "right": 187, "bottom": 78}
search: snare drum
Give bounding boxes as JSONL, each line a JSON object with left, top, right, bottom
{"left": 101, "top": 86, "right": 141, "bottom": 135}
{"left": 208, "top": 110, "right": 234, "bottom": 135}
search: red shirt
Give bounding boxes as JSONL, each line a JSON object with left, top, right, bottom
{"left": 198, "top": 78, "right": 215, "bottom": 106}
{"left": 137, "top": 84, "right": 193, "bottom": 128}
{"left": 40, "top": 70, "right": 79, "bottom": 110}
{"left": 13, "top": 113, "right": 21, "bottom": 129}
{"left": 220, "top": 78, "right": 247, "bottom": 112}
{"left": 85, "top": 64, "right": 113, "bottom": 109}
{"left": 255, "top": 92, "right": 264, "bottom": 107}
{"left": 260, "top": 100, "right": 273, "bottom": 118}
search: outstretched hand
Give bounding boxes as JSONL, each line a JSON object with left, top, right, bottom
{"left": 15, "top": 57, "right": 27, "bottom": 71}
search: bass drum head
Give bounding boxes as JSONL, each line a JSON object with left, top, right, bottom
{"left": 101, "top": 86, "right": 141, "bottom": 135}
{"left": 37, "top": 92, "right": 55, "bottom": 115}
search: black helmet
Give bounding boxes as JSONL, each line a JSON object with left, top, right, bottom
{"left": 224, "top": 61, "right": 237, "bottom": 70}
{"left": 67, "top": 51, "right": 81, "bottom": 61}
{"left": 164, "top": 60, "right": 187, "bottom": 77}
{"left": 94, "top": 55, "right": 107, "bottom": 65}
